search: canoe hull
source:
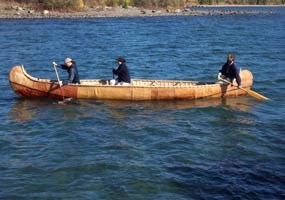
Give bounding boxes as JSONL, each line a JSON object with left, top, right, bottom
{"left": 9, "top": 65, "right": 253, "bottom": 100}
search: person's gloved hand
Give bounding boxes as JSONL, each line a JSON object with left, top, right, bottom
{"left": 217, "top": 72, "right": 222, "bottom": 80}
{"left": 59, "top": 81, "right": 63, "bottom": 86}
{"left": 52, "top": 61, "right": 58, "bottom": 66}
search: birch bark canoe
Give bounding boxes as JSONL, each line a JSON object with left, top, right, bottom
{"left": 9, "top": 65, "right": 253, "bottom": 100}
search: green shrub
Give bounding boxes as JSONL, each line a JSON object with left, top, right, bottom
{"left": 41, "top": 0, "right": 84, "bottom": 10}
{"left": 106, "top": 0, "right": 118, "bottom": 7}
{"left": 123, "top": 0, "right": 129, "bottom": 8}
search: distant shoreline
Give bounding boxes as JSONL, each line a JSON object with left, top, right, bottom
{"left": 0, "top": 4, "right": 282, "bottom": 19}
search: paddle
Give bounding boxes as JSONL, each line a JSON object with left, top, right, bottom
{"left": 52, "top": 62, "right": 65, "bottom": 101}
{"left": 220, "top": 78, "right": 270, "bottom": 100}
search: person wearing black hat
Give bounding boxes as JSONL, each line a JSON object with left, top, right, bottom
{"left": 111, "top": 57, "right": 131, "bottom": 85}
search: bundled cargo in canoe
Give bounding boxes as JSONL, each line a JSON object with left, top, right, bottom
{"left": 9, "top": 65, "right": 253, "bottom": 101}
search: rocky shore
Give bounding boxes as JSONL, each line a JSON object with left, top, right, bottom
{"left": 0, "top": 5, "right": 276, "bottom": 19}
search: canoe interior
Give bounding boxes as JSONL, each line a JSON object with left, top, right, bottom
{"left": 23, "top": 66, "right": 216, "bottom": 88}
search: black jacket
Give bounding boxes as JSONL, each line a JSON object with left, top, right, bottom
{"left": 112, "top": 63, "right": 130, "bottom": 83}
{"left": 60, "top": 62, "right": 80, "bottom": 84}
{"left": 219, "top": 62, "right": 241, "bottom": 86}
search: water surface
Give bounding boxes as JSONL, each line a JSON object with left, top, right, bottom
{"left": 0, "top": 7, "right": 285, "bottom": 199}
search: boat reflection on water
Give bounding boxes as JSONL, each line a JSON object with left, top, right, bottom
{"left": 8, "top": 98, "right": 48, "bottom": 123}
{"left": 95, "top": 96, "right": 259, "bottom": 112}
{"left": 9, "top": 96, "right": 258, "bottom": 123}
{"left": 86, "top": 97, "right": 259, "bottom": 121}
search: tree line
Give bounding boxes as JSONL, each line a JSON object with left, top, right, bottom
{"left": 5, "top": 0, "right": 284, "bottom": 10}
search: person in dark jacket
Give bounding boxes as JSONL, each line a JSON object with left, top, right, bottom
{"left": 111, "top": 57, "right": 131, "bottom": 85}
{"left": 217, "top": 53, "right": 241, "bottom": 87}
{"left": 53, "top": 58, "right": 80, "bottom": 84}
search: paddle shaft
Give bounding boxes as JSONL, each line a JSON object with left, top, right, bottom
{"left": 220, "top": 78, "right": 247, "bottom": 92}
{"left": 53, "top": 64, "right": 65, "bottom": 100}
{"left": 220, "top": 78, "right": 270, "bottom": 100}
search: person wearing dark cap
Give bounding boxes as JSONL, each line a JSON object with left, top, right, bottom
{"left": 52, "top": 57, "right": 80, "bottom": 84}
{"left": 217, "top": 53, "right": 241, "bottom": 87}
{"left": 110, "top": 57, "right": 131, "bottom": 85}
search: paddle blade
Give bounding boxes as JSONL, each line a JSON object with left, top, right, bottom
{"left": 245, "top": 89, "right": 270, "bottom": 100}
{"left": 220, "top": 78, "right": 270, "bottom": 100}
{"left": 53, "top": 97, "right": 74, "bottom": 105}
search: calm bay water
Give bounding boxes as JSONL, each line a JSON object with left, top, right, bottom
{"left": 1, "top": 6, "right": 285, "bottom": 199}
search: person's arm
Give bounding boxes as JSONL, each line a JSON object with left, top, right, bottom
{"left": 113, "top": 65, "right": 123, "bottom": 75}
{"left": 235, "top": 70, "right": 241, "bottom": 87}
{"left": 112, "top": 68, "right": 118, "bottom": 75}
{"left": 219, "top": 63, "right": 227, "bottom": 74}
{"left": 60, "top": 64, "right": 68, "bottom": 70}
{"left": 217, "top": 63, "right": 226, "bottom": 80}
{"left": 52, "top": 61, "right": 68, "bottom": 69}
{"left": 68, "top": 67, "right": 75, "bottom": 83}
{"left": 233, "top": 64, "right": 241, "bottom": 86}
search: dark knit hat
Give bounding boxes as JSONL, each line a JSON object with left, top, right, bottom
{"left": 116, "top": 57, "right": 126, "bottom": 63}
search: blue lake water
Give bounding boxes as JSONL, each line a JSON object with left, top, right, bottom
{"left": 1, "top": 6, "right": 285, "bottom": 199}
